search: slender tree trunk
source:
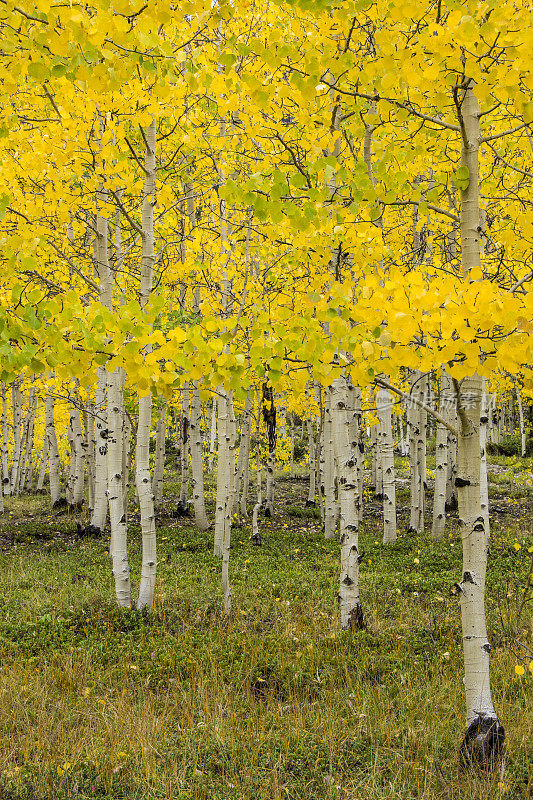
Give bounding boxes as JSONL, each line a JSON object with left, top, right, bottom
{"left": 237, "top": 391, "right": 252, "bottom": 517}
{"left": 222, "top": 392, "right": 236, "bottom": 614}
{"left": 189, "top": 385, "right": 210, "bottom": 530}
{"left": 136, "top": 117, "right": 157, "bottom": 610}
{"left": 331, "top": 377, "right": 364, "bottom": 630}
{"left": 456, "top": 83, "right": 503, "bottom": 765}
{"left": 377, "top": 383, "right": 396, "bottom": 543}
{"left": 516, "top": 385, "right": 526, "bottom": 457}
{"left": 432, "top": 370, "right": 451, "bottom": 538}
{"left": 480, "top": 379, "right": 490, "bottom": 538}
{"left": 179, "top": 384, "right": 190, "bottom": 512}
{"left": 107, "top": 367, "right": 131, "bottom": 608}
{"left": 1, "top": 383, "right": 8, "bottom": 496}
{"left": 36, "top": 437, "right": 49, "bottom": 492}
{"left": 152, "top": 400, "right": 167, "bottom": 509}
{"left": 214, "top": 390, "right": 229, "bottom": 557}
{"left": 10, "top": 382, "right": 23, "bottom": 496}
{"left": 90, "top": 367, "right": 108, "bottom": 533}
{"left": 262, "top": 382, "right": 276, "bottom": 517}
{"left": 208, "top": 398, "right": 217, "bottom": 472}
{"left": 86, "top": 399, "right": 96, "bottom": 512}
{"left": 323, "top": 389, "right": 337, "bottom": 539}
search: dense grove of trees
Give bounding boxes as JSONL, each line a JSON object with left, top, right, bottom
{"left": 0, "top": 0, "right": 532, "bottom": 767}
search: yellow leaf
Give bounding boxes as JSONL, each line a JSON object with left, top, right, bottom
{"left": 515, "top": 664, "right": 525, "bottom": 676}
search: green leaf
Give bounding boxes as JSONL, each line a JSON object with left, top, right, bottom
{"left": 28, "top": 61, "right": 49, "bottom": 81}
{"left": 454, "top": 165, "right": 470, "bottom": 190}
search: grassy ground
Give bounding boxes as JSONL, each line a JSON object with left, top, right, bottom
{"left": 0, "top": 457, "right": 531, "bottom": 800}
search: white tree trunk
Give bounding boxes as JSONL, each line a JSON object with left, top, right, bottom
{"left": 377, "top": 384, "right": 396, "bottom": 543}
{"left": 90, "top": 367, "right": 108, "bottom": 533}
{"left": 107, "top": 367, "right": 131, "bottom": 608}
{"left": 214, "top": 390, "right": 229, "bottom": 557}
{"left": 456, "top": 84, "right": 502, "bottom": 764}
{"left": 189, "top": 385, "right": 210, "bottom": 530}
{"left": 10, "top": 382, "right": 23, "bottom": 496}
{"left": 323, "top": 389, "right": 337, "bottom": 539}
{"left": 262, "top": 383, "right": 276, "bottom": 517}
{"left": 152, "top": 400, "right": 166, "bottom": 509}
{"left": 331, "top": 377, "right": 364, "bottom": 631}
{"left": 1, "top": 383, "right": 8, "bottom": 496}
{"left": 179, "top": 384, "right": 190, "bottom": 512}
{"left": 36, "top": 437, "right": 49, "bottom": 492}
{"left": 306, "top": 415, "right": 317, "bottom": 506}
{"left": 432, "top": 370, "right": 451, "bottom": 538}
{"left": 480, "top": 379, "right": 490, "bottom": 538}
{"left": 516, "top": 385, "right": 526, "bottom": 457}
{"left": 222, "top": 393, "right": 236, "bottom": 614}
{"left": 136, "top": 117, "right": 158, "bottom": 610}
{"left": 208, "top": 397, "right": 217, "bottom": 472}
{"left": 85, "top": 399, "right": 96, "bottom": 512}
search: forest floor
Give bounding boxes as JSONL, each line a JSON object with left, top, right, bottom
{"left": 0, "top": 454, "right": 532, "bottom": 800}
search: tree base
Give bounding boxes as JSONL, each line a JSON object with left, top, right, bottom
{"left": 52, "top": 497, "right": 68, "bottom": 510}
{"left": 445, "top": 495, "right": 458, "bottom": 512}
{"left": 169, "top": 501, "right": 191, "bottom": 518}
{"left": 343, "top": 602, "right": 365, "bottom": 632}
{"left": 77, "top": 523, "right": 103, "bottom": 538}
{"left": 460, "top": 714, "right": 505, "bottom": 768}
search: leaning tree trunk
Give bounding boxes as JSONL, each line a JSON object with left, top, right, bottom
{"left": 456, "top": 83, "right": 503, "bottom": 765}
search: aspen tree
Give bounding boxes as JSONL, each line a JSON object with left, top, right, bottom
{"left": 261, "top": 382, "right": 276, "bottom": 517}
{"left": 323, "top": 389, "right": 337, "bottom": 540}
{"left": 1, "top": 384, "right": 8, "bottom": 496}
{"left": 10, "top": 381, "right": 23, "bottom": 496}
{"left": 237, "top": 391, "right": 252, "bottom": 517}
{"left": 454, "top": 82, "right": 503, "bottom": 765}
{"left": 189, "top": 385, "right": 210, "bottom": 530}
{"left": 432, "top": 370, "right": 451, "bottom": 539}
{"left": 152, "top": 400, "right": 166, "bottom": 509}
{"left": 331, "top": 377, "right": 363, "bottom": 630}
{"left": 178, "top": 384, "right": 190, "bottom": 514}
{"left": 136, "top": 118, "right": 157, "bottom": 611}
{"left": 90, "top": 368, "right": 108, "bottom": 534}
{"left": 516, "top": 385, "right": 526, "bottom": 457}
{"left": 44, "top": 391, "right": 61, "bottom": 506}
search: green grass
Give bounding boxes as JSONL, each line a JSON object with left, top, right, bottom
{"left": 0, "top": 463, "right": 531, "bottom": 800}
